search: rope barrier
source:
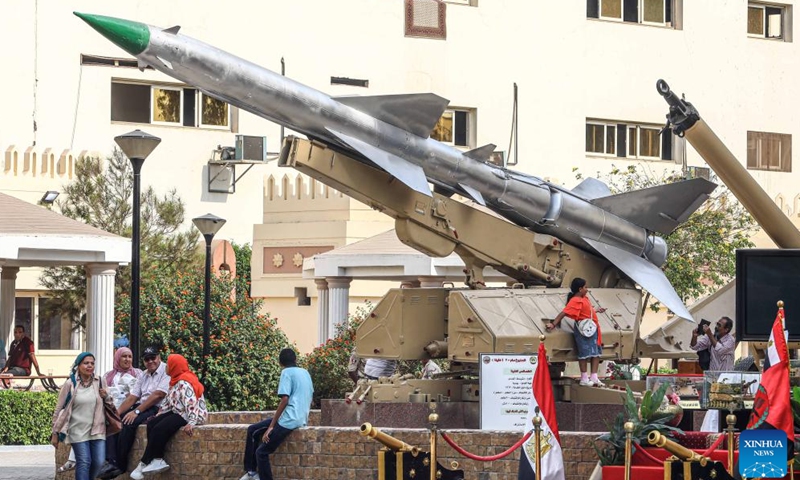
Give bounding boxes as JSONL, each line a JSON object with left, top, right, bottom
{"left": 440, "top": 431, "right": 532, "bottom": 461}
{"left": 700, "top": 433, "right": 727, "bottom": 457}
{"left": 633, "top": 443, "right": 664, "bottom": 465}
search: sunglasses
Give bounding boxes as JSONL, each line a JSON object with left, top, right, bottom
{"left": 143, "top": 356, "right": 158, "bottom": 362}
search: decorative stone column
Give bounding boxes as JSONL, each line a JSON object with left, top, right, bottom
{"left": 85, "top": 264, "right": 117, "bottom": 375}
{"left": 0, "top": 267, "right": 19, "bottom": 355}
{"left": 419, "top": 276, "right": 445, "bottom": 288}
{"left": 326, "top": 277, "right": 352, "bottom": 339}
{"left": 315, "top": 279, "right": 329, "bottom": 345}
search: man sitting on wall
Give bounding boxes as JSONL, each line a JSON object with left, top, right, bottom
{"left": 1, "top": 325, "right": 41, "bottom": 376}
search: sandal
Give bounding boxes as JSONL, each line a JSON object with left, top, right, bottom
{"left": 58, "top": 460, "right": 76, "bottom": 473}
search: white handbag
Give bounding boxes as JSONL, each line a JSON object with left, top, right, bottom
{"left": 577, "top": 319, "right": 597, "bottom": 338}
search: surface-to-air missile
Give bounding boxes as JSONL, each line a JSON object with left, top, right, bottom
{"left": 76, "top": 13, "right": 716, "bottom": 320}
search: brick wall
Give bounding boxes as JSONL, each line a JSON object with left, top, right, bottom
{"left": 55, "top": 412, "right": 600, "bottom": 480}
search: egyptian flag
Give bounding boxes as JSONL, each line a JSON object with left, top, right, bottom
{"left": 747, "top": 305, "right": 793, "bottom": 446}
{"left": 518, "top": 343, "right": 565, "bottom": 480}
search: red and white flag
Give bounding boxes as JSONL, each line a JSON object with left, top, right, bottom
{"left": 519, "top": 343, "right": 565, "bottom": 480}
{"left": 747, "top": 305, "right": 793, "bottom": 444}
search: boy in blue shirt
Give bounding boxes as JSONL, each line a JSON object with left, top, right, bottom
{"left": 239, "top": 348, "right": 313, "bottom": 480}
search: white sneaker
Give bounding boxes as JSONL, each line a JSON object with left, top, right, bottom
{"left": 130, "top": 462, "right": 146, "bottom": 480}
{"left": 142, "top": 458, "right": 170, "bottom": 475}
{"left": 579, "top": 379, "right": 592, "bottom": 386}
{"left": 593, "top": 380, "right": 606, "bottom": 387}
{"left": 239, "top": 473, "right": 260, "bottom": 480}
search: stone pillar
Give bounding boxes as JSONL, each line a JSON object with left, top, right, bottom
{"left": 326, "top": 277, "right": 352, "bottom": 339}
{"left": 85, "top": 264, "right": 117, "bottom": 375}
{"left": 419, "top": 276, "right": 445, "bottom": 288}
{"left": 315, "top": 279, "right": 329, "bottom": 345}
{"left": 0, "top": 267, "right": 19, "bottom": 355}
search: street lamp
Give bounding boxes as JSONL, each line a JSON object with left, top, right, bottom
{"left": 115, "top": 130, "right": 161, "bottom": 362}
{"left": 192, "top": 213, "right": 226, "bottom": 370}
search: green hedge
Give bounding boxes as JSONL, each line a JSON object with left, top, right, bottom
{"left": 0, "top": 390, "right": 58, "bottom": 445}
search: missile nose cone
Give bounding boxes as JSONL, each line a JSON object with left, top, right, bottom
{"left": 74, "top": 12, "right": 150, "bottom": 56}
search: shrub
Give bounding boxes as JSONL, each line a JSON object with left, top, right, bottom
{"left": 115, "top": 268, "right": 290, "bottom": 411}
{"left": 302, "top": 303, "right": 370, "bottom": 407}
{"left": 0, "top": 390, "right": 58, "bottom": 445}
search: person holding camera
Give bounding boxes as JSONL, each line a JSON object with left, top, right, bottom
{"left": 690, "top": 316, "right": 735, "bottom": 371}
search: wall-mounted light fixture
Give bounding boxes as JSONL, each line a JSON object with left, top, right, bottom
{"left": 40, "top": 191, "right": 60, "bottom": 204}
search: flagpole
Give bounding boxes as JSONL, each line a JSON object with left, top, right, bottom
{"left": 533, "top": 415, "right": 542, "bottom": 477}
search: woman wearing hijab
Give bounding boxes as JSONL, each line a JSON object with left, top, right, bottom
{"left": 545, "top": 277, "right": 607, "bottom": 387}
{"left": 51, "top": 352, "right": 114, "bottom": 480}
{"left": 104, "top": 347, "right": 142, "bottom": 408}
{"left": 129, "top": 354, "right": 208, "bottom": 479}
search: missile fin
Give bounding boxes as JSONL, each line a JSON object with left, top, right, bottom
{"left": 326, "top": 128, "right": 432, "bottom": 197}
{"left": 163, "top": 25, "right": 181, "bottom": 34}
{"left": 571, "top": 177, "right": 612, "bottom": 200}
{"left": 457, "top": 183, "right": 486, "bottom": 206}
{"left": 333, "top": 93, "right": 450, "bottom": 138}
{"left": 583, "top": 237, "right": 693, "bottom": 321}
{"left": 464, "top": 144, "right": 497, "bottom": 162}
{"left": 590, "top": 178, "right": 717, "bottom": 234}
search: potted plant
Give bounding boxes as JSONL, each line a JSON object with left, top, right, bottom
{"left": 593, "top": 383, "right": 683, "bottom": 479}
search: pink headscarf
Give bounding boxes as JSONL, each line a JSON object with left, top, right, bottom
{"left": 105, "top": 347, "right": 141, "bottom": 386}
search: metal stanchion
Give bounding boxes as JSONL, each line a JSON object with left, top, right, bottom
{"left": 726, "top": 413, "right": 737, "bottom": 474}
{"left": 532, "top": 415, "right": 543, "bottom": 477}
{"left": 624, "top": 421, "right": 635, "bottom": 480}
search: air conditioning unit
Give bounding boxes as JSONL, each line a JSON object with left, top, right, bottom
{"left": 688, "top": 166, "right": 711, "bottom": 180}
{"left": 235, "top": 135, "right": 267, "bottom": 161}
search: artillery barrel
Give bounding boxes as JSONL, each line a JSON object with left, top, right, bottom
{"left": 360, "top": 423, "right": 418, "bottom": 453}
{"left": 647, "top": 431, "right": 708, "bottom": 466}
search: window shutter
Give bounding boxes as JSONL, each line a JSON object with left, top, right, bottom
{"left": 661, "top": 129, "right": 672, "bottom": 160}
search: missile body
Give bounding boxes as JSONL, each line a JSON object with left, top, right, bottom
{"left": 77, "top": 13, "right": 715, "bottom": 319}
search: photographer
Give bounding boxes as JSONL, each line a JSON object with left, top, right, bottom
{"left": 690, "top": 316, "right": 735, "bottom": 371}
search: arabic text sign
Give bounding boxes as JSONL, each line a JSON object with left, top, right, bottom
{"left": 479, "top": 353, "right": 537, "bottom": 431}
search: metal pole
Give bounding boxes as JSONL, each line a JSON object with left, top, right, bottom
{"left": 130, "top": 158, "right": 144, "bottom": 361}
{"left": 624, "top": 421, "right": 634, "bottom": 480}
{"left": 726, "top": 414, "right": 737, "bottom": 474}
{"left": 203, "top": 234, "right": 212, "bottom": 370}
{"left": 533, "top": 415, "right": 542, "bottom": 478}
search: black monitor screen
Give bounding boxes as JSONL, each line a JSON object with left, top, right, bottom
{"left": 736, "top": 249, "right": 800, "bottom": 341}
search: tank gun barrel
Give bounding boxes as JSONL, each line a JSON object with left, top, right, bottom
{"left": 360, "top": 423, "right": 419, "bottom": 453}
{"left": 647, "top": 431, "right": 708, "bottom": 466}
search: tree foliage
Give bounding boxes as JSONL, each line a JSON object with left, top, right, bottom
{"left": 576, "top": 164, "right": 757, "bottom": 307}
{"left": 115, "top": 266, "right": 290, "bottom": 411}
{"left": 231, "top": 242, "right": 252, "bottom": 301}
{"left": 39, "top": 150, "right": 200, "bottom": 329}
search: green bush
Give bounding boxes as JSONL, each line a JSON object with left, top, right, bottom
{"left": 115, "top": 268, "right": 289, "bottom": 411}
{"left": 302, "top": 303, "right": 370, "bottom": 408}
{"left": 0, "top": 390, "right": 58, "bottom": 445}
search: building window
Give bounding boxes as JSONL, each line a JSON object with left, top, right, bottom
{"left": 431, "top": 109, "right": 473, "bottom": 147}
{"left": 405, "top": 0, "right": 447, "bottom": 39}
{"left": 748, "top": 3, "right": 788, "bottom": 40}
{"left": 587, "top": 0, "right": 680, "bottom": 28}
{"left": 747, "top": 131, "right": 791, "bottom": 172}
{"left": 586, "top": 120, "right": 674, "bottom": 160}
{"left": 12, "top": 297, "right": 73, "bottom": 351}
{"left": 111, "top": 81, "right": 230, "bottom": 129}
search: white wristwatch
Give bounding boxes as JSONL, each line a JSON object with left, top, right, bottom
{"left": 134, "top": 409, "right": 141, "bottom": 415}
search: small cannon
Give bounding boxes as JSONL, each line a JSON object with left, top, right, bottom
{"left": 647, "top": 431, "right": 734, "bottom": 480}
{"left": 360, "top": 423, "right": 464, "bottom": 480}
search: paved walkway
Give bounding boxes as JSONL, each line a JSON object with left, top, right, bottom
{"left": 0, "top": 445, "right": 54, "bottom": 480}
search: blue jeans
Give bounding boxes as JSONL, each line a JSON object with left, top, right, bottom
{"left": 72, "top": 439, "right": 105, "bottom": 480}
{"left": 242, "top": 417, "right": 294, "bottom": 480}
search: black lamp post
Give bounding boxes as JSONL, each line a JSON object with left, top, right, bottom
{"left": 191, "top": 213, "right": 226, "bottom": 370}
{"left": 115, "top": 130, "right": 161, "bottom": 362}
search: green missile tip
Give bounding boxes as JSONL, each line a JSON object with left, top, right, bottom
{"left": 74, "top": 12, "right": 150, "bottom": 56}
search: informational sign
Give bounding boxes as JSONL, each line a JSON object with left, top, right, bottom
{"left": 479, "top": 353, "right": 537, "bottom": 431}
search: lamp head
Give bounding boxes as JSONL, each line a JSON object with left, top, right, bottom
{"left": 40, "top": 190, "right": 60, "bottom": 204}
{"left": 114, "top": 129, "right": 161, "bottom": 161}
{"left": 192, "top": 213, "right": 226, "bottom": 239}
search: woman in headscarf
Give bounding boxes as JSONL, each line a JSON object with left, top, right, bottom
{"left": 545, "top": 277, "right": 607, "bottom": 387}
{"left": 129, "top": 354, "right": 208, "bottom": 479}
{"left": 104, "top": 347, "right": 142, "bottom": 408}
{"left": 51, "top": 352, "right": 114, "bottom": 480}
